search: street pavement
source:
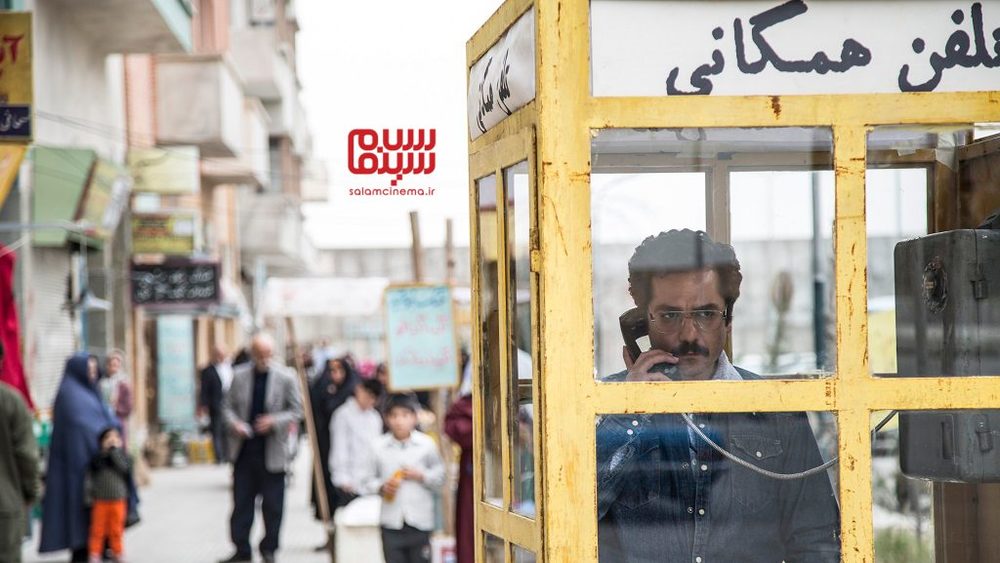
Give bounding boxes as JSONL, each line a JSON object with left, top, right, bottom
{"left": 23, "top": 450, "right": 334, "bottom": 563}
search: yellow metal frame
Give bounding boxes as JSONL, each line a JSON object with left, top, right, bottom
{"left": 467, "top": 1, "right": 1000, "bottom": 562}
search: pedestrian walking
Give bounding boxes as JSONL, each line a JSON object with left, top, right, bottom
{"left": 329, "top": 378, "right": 384, "bottom": 507}
{"left": 0, "top": 341, "right": 40, "bottom": 563}
{"left": 86, "top": 428, "right": 131, "bottom": 563}
{"left": 365, "top": 393, "right": 445, "bottom": 563}
{"left": 200, "top": 344, "right": 234, "bottom": 464}
{"left": 40, "top": 353, "right": 138, "bottom": 562}
{"left": 99, "top": 350, "right": 133, "bottom": 446}
{"left": 220, "top": 333, "right": 303, "bottom": 563}
{"left": 307, "top": 356, "right": 358, "bottom": 541}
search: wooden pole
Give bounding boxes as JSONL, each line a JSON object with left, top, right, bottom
{"left": 284, "top": 317, "right": 335, "bottom": 562}
{"left": 409, "top": 211, "right": 423, "bottom": 282}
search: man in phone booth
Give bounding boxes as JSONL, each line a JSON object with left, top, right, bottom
{"left": 596, "top": 229, "right": 840, "bottom": 563}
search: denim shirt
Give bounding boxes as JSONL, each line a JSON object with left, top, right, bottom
{"left": 597, "top": 367, "right": 840, "bottom": 563}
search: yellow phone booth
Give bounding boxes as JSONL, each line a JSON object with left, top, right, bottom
{"left": 467, "top": 1, "right": 1000, "bottom": 561}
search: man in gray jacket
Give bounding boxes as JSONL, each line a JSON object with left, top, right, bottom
{"left": 219, "top": 333, "right": 303, "bottom": 563}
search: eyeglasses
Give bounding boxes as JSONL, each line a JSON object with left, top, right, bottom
{"left": 648, "top": 309, "right": 727, "bottom": 333}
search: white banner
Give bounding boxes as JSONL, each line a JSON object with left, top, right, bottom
{"left": 263, "top": 277, "right": 390, "bottom": 318}
{"left": 592, "top": 0, "right": 1000, "bottom": 97}
{"left": 468, "top": 9, "right": 535, "bottom": 140}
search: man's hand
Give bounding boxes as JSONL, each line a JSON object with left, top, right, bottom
{"left": 233, "top": 422, "right": 253, "bottom": 438}
{"left": 253, "top": 414, "right": 275, "bottom": 434}
{"left": 623, "top": 346, "right": 678, "bottom": 382}
{"left": 402, "top": 467, "right": 424, "bottom": 482}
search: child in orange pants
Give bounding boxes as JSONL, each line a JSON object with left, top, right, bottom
{"left": 88, "top": 428, "right": 130, "bottom": 563}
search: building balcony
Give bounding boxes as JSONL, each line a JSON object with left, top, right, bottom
{"left": 50, "top": 0, "right": 192, "bottom": 54}
{"left": 228, "top": 26, "right": 297, "bottom": 101}
{"left": 155, "top": 54, "right": 246, "bottom": 158}
{"left": 201, "top": 98, "right": 270, "bottom": 189}
{"left": 239, "top": 192, "right": 315, "bottom": 273}
{"left": 264, "top": 94, "right": 311, "bottom": 155}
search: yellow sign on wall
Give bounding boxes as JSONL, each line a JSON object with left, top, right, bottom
{"left": 0, "top": 12, "right": 32, "bottom": 142}
{"left": 0, "top": 144, "right": 25, "bottom": 209}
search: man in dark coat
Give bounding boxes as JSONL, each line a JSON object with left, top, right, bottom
{"left": 40, "top": 353, "right": 138, "bottom": 562}
{"left": 200, "top": 344, "right": 233, "bottom": 464}
{"left": 0, "top": 340, "right": 39, "bottom": 563}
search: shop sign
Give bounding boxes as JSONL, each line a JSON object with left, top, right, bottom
{"left": 127, "top": 146, "right": 200, "bottom": 194}
{"left": 131, "top": 260, "right": 220, "bottom": 307}
{"left": 0, "top": 12, "right": 32, "bottom": 142}
{"left": 591, "top": 0, "right": 1000, "bottom": 97}
{"left": 467, "top": 9, "right": 535, "bottom": 140}
{"left": 76, "top": 159, "right": 132, "bottom": 239}
{"left": 131, "top": 213, "right": 197, "bottom": 255}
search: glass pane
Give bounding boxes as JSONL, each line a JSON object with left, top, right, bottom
{"left": 478, "top": 173, "right": 503, "bottom": 505}
{"left": 513, "top": 544, "right": 537, "bottom": 563}
{"left": 592, "top": 127, "right": 835, "bottom": 382}
{"left": 730, "top": 170, "right": 835, "bottom": 376}
{"left": 867, "top": 124, "right": 1000, "bottom": 378}
{"left": 872, "top": 408, "right": 1000, "bottom": 561}
{"left": 485, "top": 533, "right": 505, "bottom": 563}
{"left": 597, "top": 410, "right": 840, "bottom": 561}
{"left": 505, "top": 161, "right": 536, "bottom": 517}
{"left": 871, "top": 409, "right": 933, "bottom": 563}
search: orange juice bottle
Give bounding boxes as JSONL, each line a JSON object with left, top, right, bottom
{"left": 383, "top": 469, "right": 405, "bottom": 501}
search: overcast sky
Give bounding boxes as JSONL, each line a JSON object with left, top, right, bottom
{"left": 298, "top": 0, "right": 503, "bottom": 249}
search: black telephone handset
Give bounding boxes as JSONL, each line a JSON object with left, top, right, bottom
{"left": 619, "top": 307, "right": 679, "bottom": 380}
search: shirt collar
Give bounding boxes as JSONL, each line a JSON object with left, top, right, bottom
{"left": 711, "top": 351, "right": 742, "bottom": 381}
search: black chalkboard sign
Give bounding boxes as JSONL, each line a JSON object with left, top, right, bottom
{"left": 131, "top": 261, "right": 220, "bottom": 306}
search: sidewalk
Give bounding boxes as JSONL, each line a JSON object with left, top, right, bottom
{"left": 23, "top": 448, "right": 334, "bottom": 563}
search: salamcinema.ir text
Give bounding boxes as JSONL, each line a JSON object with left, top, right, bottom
{"left": 349, "top": 187, "right": 437, "bottom": 196}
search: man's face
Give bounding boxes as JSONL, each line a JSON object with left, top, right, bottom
{"left": 251, "top": 338, "right": 274, "bottom": 371}
{"left": 646, "top": 269, "right": 730, "bottom": 380}
{"left": 107, "top": 356, "right": 121, "bottom": 374}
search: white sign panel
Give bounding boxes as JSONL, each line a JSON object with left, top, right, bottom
{"left": 263, "top": 277, "right": 390, "bottom": 318}
{"left": 592, "top": 0, "right": 1000, "bottom": 97}
{"left": 468, "top": 9, "right": 536, "bottom": 140}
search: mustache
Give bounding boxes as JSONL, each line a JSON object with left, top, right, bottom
{"left": 671, "top": 342, "right": 710, "bottom": 357}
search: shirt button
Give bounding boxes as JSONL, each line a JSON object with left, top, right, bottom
{"left": 681, "top": 463, "right": 689, "bottom": 469}
{"left": 632, "top": 420, "right": 639, "bottom": 427}
{"left": 687, "top": 506, "right": 693, "bottom": 513}
{"left": 626, "top": 429, "right": 634, "bottom": 436}
{"left": 695, "top": 557, "right": 703, "bottom": 563}
{"left": 700, "top": 464, "right": 708, "bottom": 471}
{"left": 698, "top": 423, "right": 706, "bottom": 429}
{"left": 756, "top": 451, "right": 763, "bottom": 458}
{"left": 698, "top": 508, "right": 706, "bottom": 515}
